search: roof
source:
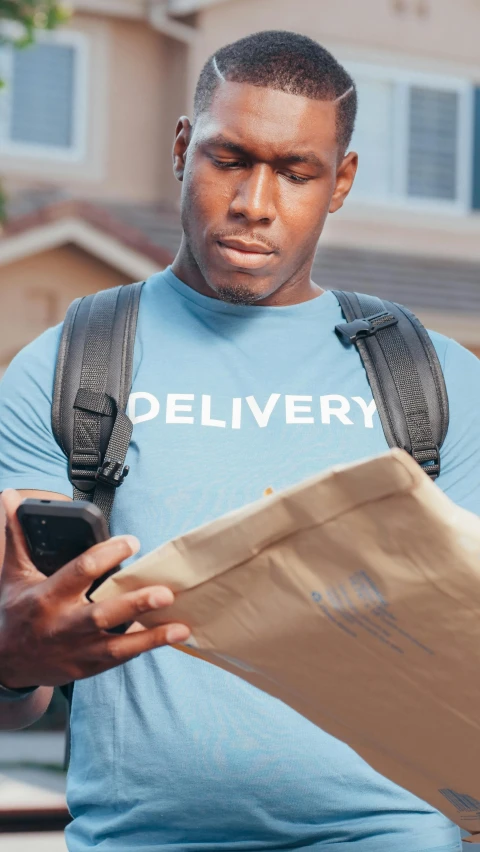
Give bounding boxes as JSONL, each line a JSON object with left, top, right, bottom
{"left": 313, "top": 245, "right": 480, "bottom": 316}
{"left": 2, "top": 190, "right": 480, "bottom": 340}
{"left": 3, "top": 190, "right": 176, "bottom": 268}
{"left": 1, "top": 190, "right": 177, "bottom": 281}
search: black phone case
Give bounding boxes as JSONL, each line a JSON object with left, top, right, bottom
{"left": 17, "top": 500, "right": 109, "bottom": 579}
{"left": 17, "top": 500, "right": 129, "bottom": 635}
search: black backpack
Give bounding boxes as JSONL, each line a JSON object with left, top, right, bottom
{"left": 52, "top": 283, "right": 449, "bottom": 526}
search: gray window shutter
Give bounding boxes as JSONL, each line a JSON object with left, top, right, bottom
{"left": 472, "top": 88, "right": 480, "bottom": 210}
{"left": 11, "top": 43, "right": 75, "bottom": 148}
{"left": 407, "top": 86, "right": 458, "bottom": 201}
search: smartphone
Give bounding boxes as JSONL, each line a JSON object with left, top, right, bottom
{"left": 17, "top": 499, "right": 130, "bottom": 632}
{"left": 17, "top": 499, "right": 108, "bottom": 574}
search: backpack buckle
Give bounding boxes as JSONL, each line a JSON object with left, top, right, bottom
{"left": 96, "top": 458, "right": 130, "bottom": 489}
{"left": 335, "top": 312, "right": 398, "bottom": 345}
{"left": 69, "top": 449, "right": 102, "bottom": 493}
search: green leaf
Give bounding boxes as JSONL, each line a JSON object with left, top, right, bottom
{"left": 0, "top": 2, "right": 71, "bottom": 38}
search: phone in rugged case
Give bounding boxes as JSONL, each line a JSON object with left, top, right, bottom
{"left": 17, "top": 499, "right": 128, "bottom": 631}
{"left": 17, "top": 499, "right": 109, "bottom": 579}
{"left": 16, "top": 498, "right": 118, "bottom": 600}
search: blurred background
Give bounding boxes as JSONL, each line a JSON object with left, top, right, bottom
{"left": 0, "top": 0, "right": 478, "bottom": 848}
{"left": 1, "top": 0, "right": 480, "bottom": 374}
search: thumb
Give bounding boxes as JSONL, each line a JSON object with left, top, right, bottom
{"left": 1, "top": 489, "right": 45, "bottom": 584}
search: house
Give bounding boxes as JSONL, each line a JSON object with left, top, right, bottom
{"left": 1, "top": 0, "right": 480, "bottom": 373}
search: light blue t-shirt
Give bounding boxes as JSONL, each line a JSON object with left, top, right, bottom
{"left": 1, "top": 267, "right": 479, "bottom": 852}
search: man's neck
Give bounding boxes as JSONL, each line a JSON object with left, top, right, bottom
{"left": 170, "top": 241, "right": 324, "bottom": 307}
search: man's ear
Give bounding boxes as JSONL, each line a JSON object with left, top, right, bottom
{"left": 173, "top": 117, "right": 193, "bottom": 182}
{"left": 329, "top": 151, "right": 358, "bottom": 214}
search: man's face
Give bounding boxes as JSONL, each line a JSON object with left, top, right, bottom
{"left": 174, "top": 81, "right": 357, "bottom": 304}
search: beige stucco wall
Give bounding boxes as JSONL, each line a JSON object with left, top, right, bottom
{"left": 192, "top": 0, "right": 480, "bottom": 87}
{"left": 0, "top": 245, "right": 130, "bottom": 369}
{"left": 4, "top": 13, "right": 185, "bottom": 204}
{"left": 102, "top": 16, "right": 183, "bottom": 203}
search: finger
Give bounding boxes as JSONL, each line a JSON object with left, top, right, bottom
{"left": 72, "top": 585, "right": 175, "bottom": 633}
{"left": 1, "top": 489, "right": 46, "bottom": 582}
{"left": 48, "top": 535, "right": 140, "bottom": 598}
{"left": 125, "top": 622, "right": 147, "bottom": 634}
{"left": 97, "top": 621, "right": 191, "bottom": 668}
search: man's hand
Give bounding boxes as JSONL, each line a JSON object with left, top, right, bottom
{"left": 0, "top": 489, "right": 190, "bottom": 689}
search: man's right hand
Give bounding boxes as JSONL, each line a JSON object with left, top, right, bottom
{"left": 0, "top": 489, "right": 191, "bottom": 690}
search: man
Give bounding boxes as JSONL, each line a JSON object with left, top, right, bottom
{"left": 0, "top": 30, "right": 478, "bottom": 852}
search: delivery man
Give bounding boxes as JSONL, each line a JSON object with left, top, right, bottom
{"left": 0, "top": 30, "right": 478, "bottom": 852}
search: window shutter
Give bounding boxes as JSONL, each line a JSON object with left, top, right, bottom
{"left": 10, "top": 43, "right": 75, "bottom": 148}
{"left": 348, "top": 78, "right": 395, "bottom": 200}
{"left": 407, "top": 87, "right": 458, "bottom": 201}
{"left": 471, "top": 88, "right": 480, "bottom": 210}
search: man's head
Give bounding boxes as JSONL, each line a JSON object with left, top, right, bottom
{"left": 173, "top": 30, "right": 358, "bottom": 306}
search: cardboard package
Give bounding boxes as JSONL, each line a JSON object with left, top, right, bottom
{"left": 93, "top": 449, "right": 480, "bottom": 839}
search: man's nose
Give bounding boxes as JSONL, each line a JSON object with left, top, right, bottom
{"left": 229, "top": 164, "right": 277, "bottom": 223}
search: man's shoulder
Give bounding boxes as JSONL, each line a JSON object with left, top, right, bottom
{"left": 425, "top": 329, "right": 450, "bottom": 367}
{"left": 2, "top": 324, "right": 63, "bottom": 391}
{"left": 427, "top": 330, "right": 479, "bottom": 381}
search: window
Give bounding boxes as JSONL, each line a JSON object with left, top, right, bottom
{"left": 346, "top": 63, "right": 473, "bottom": 211}
{"left": 350, "top": 78, "right": 395, "bottom": 199}
{"left": 407, "top": 87, "right": 458, "bottom": 201}
{"left": 0, "top": 31, "right": 88, "bottom": 160}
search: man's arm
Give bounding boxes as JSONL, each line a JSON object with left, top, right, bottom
{"left": 0, "top": 490, "right": 70, "bottom": 730}
{"left": 0, "top": 330, "right": 189, "bottom": 732}
{"left": 435, "top": 338, "right": 480, "bottom": 515}
{"left": 0, "top": 489, "right": 191, "bottom": 732}
{"left": 0, "top": 685, "right": 53, "bottom": 732}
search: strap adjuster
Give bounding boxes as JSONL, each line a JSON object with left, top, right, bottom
{"left": 69, "top": 449, "right": 102, "bottom": 493}
{"left": 412, "top": 444, "right": 440, "bottom": 479}
{"left": 96, "top": 458, "right": 130, "bottom": 488}
{"left": 335, "top": 312, "right": 398, "bottom": 345}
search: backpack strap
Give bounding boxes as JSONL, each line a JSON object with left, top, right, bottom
{"left": 54, "top": 282, "right": 143, "bottom": 768}
{"left": 52, "top": 282, "right": 144, "bottom": 524}
{"left": 332, "top": 290, "right": 449, "bottom": 480}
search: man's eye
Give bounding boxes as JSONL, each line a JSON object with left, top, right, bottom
{"left": 285, "top": 173, "right": 310, "bottom": 184}
{"left": 212, "top": 158, "right": 244, "bottom": 169}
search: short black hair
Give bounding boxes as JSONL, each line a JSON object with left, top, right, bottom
{"left": 194, "top": 30, "right": 357, "bottom": 152}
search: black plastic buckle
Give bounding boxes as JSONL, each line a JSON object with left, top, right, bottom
{"left": 96, "top": 458, "right": 130, "bottom": 489}
{"left": 335, "top": 312, "right": 398, "bottom": 345}
{"left": 69, "top": 449, "right": 101, "bottom": 493}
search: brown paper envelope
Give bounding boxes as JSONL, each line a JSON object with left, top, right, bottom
{"left": 93, "top": 449, "right": 480, "bottom": 835}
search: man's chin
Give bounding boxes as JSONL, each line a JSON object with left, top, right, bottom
{"left": 215, "top": 284, "right": 261, "bottom": 306}
{"left": 210, "top": 271, "right": 277, "bottom": 306}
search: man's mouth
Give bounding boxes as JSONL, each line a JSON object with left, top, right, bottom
{"left": 216, "top": 238, "right": 276, "bottom": 270}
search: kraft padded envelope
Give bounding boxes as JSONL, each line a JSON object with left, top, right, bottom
{"left": 93, "top": 449, "right": 480, "bottom": 838}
